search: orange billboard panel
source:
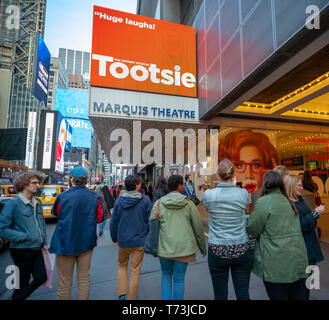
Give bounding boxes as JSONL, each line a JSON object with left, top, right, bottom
{"left": 91, "top": 6, "right": 197, "bottom": 98}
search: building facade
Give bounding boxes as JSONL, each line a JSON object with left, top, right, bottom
{"left": 0, "top": 0, "right": 47, "bottom": 129}
{"left": 137, "top": 0, "right": 203, "bottom": 26}
{"left": 58, "top": 48, "right": 90, "bottom": 77}
{"left": 68, "top": 74, "right": 84, "bottom": 89}
{"left": 135, "top": 0, "right": 329, "bottom": 240}
{"left": 47, "top": 57, "right": 68, "bottom": 109}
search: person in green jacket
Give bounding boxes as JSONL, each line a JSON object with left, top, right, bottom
{"left": 149, "top": 174, "right": 206, "bottom": 300}
{"left": 247, "top": 171, "right": 309, "bottom": 300}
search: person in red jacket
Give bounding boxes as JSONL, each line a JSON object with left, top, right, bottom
{"left": 116, "top": 185, "right": 123, "bottom": 199}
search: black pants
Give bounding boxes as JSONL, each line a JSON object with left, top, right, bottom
{"left": 263, "top": 278, "right": 308, "bottom": 300}
{"left": 208, "top": 247, "right": 254, "bottom": 300}
{"left": 10, "top": 248, "right": 47, "bottom": 300}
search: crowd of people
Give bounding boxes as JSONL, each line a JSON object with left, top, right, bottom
{"left": 0, "top": 162, "right": 325, "bottom": 301}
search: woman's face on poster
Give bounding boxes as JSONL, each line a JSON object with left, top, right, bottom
{"left": 233, "top": 145, "right": 266, "bottom": 193}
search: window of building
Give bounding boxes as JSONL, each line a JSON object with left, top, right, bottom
{"left": 155, "top": 0, "right": 161, "bottom": 19}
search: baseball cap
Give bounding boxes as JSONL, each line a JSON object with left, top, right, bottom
{"left": 69, "top": 166, "right": 88, "bottom": 179}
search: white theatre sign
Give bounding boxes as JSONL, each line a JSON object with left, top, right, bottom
{"left": 89, "top": 87, "right": 199, "bottom": 123}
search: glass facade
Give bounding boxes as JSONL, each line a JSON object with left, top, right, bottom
{"left": 75, "top": 50, "right": 82, "bottom": 75}
{"left": 82, "top": 52, "right": 90, "bottom": 75}
{"left": 195, "top": 0, "right": 329, "bottom": 117}
{"left": 0, "top": 0, "right": 17, "bottom": 69}
{"left": 67, "top": 49, "right": 74, "bottom": 74}
{"left": 59, "top": 48, "right": 66, "bottom": 68}
{"left": 8, "top": 75, "right": 43, "bottom": 129}
{"left": 58, "top": 49, "right": 90, "bottom": 76}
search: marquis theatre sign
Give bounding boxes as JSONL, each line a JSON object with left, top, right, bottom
{"left": 90, "top": 6, "right": 198, "bottom": 123}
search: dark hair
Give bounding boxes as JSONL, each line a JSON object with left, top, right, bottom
{"left": 72, "top": 176, "right": 88, "bottom": 186}
{"left": 303, "top": 170, "right": 313, "bottom": 185}
{"left": 217, "top": 159, "right": 234, "bottom": 181}
{"left": 261, "top": 171, "right": 298, "bottom": 216}
{"left": 168, "top": 175, "right": 184, "bottom": 192}
{"left": 124, "top": 175, "right": 139, "bottom": 191}
{"left": 155, "top": 176, "right": 168, "bottom": 194}
{"left": 13, "top": 171, "right": 45, "bottom": 193}
{"left": 185, "top": 174, "right": 191, "bottom": 181}
{"left": 303, "top": 169, "right": 316, "bottom": 193}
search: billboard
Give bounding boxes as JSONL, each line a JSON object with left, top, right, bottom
{"left": 66, "top": 118, "right": 92, "bottom": 149}
{"left": 91, "top": 6, "right": 197, "bottom": 98}
{"left": 66, "top": 121, "right": 72, "bottom": 151}
{"left": 90, "top": 87, "right": 199, "bottom": 123}
{"left": 37, "top": 110, "right": 58, "bottom": 172}
{"left": 54, "top": 89, "right": 91, "bottom": 148}
{"left": 55, "top": 113, "right": 73, "bottom": 173}
{"left": 54, "top": 89, "right": 89, "bottom": 119}
{"left": 218, "top": 129, "right": 280, "bottom": 194}
{"left": 33, "top": 33, "right": 51, "bottom": 107}
{"left": 25, "top": 111, "right": 37, "bottom": 169}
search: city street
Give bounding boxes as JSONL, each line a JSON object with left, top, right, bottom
{"left": 1, "top": 0, "right": 329, "bottom": 305}
{"left": 1, "top": 219, "right": 329, "bottom": 300}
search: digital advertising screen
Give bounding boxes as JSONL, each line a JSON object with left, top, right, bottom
{"left": 66, "top": 121, "right": 72, "bottom": 151}
{"left": 34, "top": 33, "right": 51, "bottom": 107}
{"left": 54, "top": 89, "right": 89, "bottom": 120}
{"left": 91, "top": 6, "right": 197, "bottom": 98}
{"left": 54, "top": 89, "right": 91, "bottom": 149}
{"left": 37, "top": 110, "right": 58, "bottom": 172}
{"left": 55, "top": 113, "right": 73, "bottom": 173}
{"left": 65, "top": 118, "right": 92, "bottom": 149}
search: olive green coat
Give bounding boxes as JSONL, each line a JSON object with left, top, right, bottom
{"left": 149, "top": 192, "right": 207, "bottom": 258}
{"left": 247, "top": 188, "right": 308, "bottom": 283}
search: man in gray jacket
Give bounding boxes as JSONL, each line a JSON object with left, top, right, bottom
{"left": 0, "top": 171, "right": 48, "bottom": 300}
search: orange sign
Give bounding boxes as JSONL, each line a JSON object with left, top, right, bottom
{"left": 91, "top": 6, "right": 197, "bottom": 98}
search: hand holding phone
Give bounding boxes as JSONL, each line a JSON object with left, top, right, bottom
{"left": 316, "top": 204, "right": 325, "bottom": 215}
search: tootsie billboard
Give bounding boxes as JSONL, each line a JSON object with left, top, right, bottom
{"left": 90, "top": 6, "right": 197, "bottom": 98}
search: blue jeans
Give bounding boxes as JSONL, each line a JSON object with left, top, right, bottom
{"left": 98, "top": 219, "right": 106, "bottom": 231}
{"left": 159, "top": 258, "right": 188, "bottom": 300}
{"left": 208, "top": 247, "right": 254, "bottom": 300}
{"left": 99, "top": 209, "right": 112, "bottom": 232}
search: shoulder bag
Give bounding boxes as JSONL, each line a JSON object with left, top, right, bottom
{"left": 184, "top": 183, "right": 200, "bottom": 206}
{"left": 144, "top": 200, "right": 160, "bottom": 257}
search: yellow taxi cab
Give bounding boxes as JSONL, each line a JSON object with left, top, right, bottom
{"left": 0, "top": 185, "right": 17, "bottom": 198}
{"left": 35, "top": 185, "right": 68, "bottom": 219}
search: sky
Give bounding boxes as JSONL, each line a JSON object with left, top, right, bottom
{"left": 44, "top": 0, "right": 137, "bottom": 57}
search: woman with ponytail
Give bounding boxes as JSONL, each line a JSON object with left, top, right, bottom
{"left": 203, "top": 159, "right": 254, "bottom": 300}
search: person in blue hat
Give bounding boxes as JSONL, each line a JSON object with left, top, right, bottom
{"left": 49, "top": 166, "right": 106, "bottom": 300}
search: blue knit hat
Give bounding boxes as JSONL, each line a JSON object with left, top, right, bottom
{"left": 69, "top": 166, "right": 88, "bottom": 179}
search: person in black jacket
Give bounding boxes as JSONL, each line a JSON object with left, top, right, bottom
{"left": 285, "top": 175, "right": 325, "bottom": 299}
{"left": 96, "top": 184, "right": 114, "bottom": 236}
{"left": 152, "top": 177, "right": 168, "bottom": 204}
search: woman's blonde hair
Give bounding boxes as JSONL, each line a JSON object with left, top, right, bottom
{"left": 284, "top": 175, "right": 300, "bottom": 202}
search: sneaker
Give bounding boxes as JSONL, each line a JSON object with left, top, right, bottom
{"left": 118, "top": 295, "right": 126, "bottom": 300}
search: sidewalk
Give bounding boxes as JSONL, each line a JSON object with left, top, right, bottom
{"left": 1, "top": 219, "right": 328, "bottom": 300}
